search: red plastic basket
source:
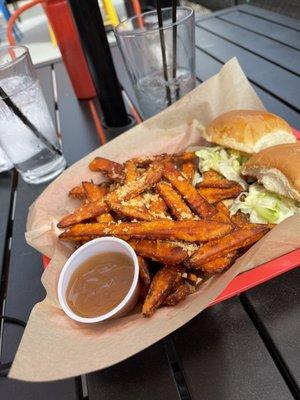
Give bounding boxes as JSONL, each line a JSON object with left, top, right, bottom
{"left": 43, "top": 129, "right": 300, "bottom": 305}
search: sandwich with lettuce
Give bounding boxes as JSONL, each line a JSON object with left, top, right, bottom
{"left": 195, "top": 110, "right": 299, "bottom": 224}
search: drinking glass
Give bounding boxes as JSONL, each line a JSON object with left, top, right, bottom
{"left": 0, "top": 46, "right": 66, "bottom": 184}
{"left": 114, "top": 6, "right": 195, "bottom": 120}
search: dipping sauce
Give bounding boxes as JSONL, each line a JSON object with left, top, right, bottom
{"left": 66, "top": 252, "right": 134, "bottom": 318}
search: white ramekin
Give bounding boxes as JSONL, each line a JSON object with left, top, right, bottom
{"left": 58, "top": 237, "right": 140, "bottom": 323}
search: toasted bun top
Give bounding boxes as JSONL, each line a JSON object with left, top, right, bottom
{"left": 203, "top": 110, "right": 296, "bottom": 154}
{"left": 242, "top": 143, "right": 300, "bottom": 201}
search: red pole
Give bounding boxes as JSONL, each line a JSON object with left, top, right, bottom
{"left": 42, "top": 0, "right": 96, "bottom": 99}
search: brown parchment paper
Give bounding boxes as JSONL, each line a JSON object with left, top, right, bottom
{"left": 10, "top": 58, "right": 300, "bottom": 382}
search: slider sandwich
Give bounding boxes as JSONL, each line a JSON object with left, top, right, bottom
{"left": 195, "top": 110, "right": 299, "bottom": 224}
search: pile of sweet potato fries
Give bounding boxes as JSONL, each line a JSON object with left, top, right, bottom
{"left": 58, "top": 152, "right": 270, "bottom": 317}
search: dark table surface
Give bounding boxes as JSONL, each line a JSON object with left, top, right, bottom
{"left": 0, "top": 4, "right": 299, "bottom": 400}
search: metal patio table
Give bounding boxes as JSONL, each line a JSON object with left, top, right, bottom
{"left": 0, "top": 4, "right": 299, "bottom": 400}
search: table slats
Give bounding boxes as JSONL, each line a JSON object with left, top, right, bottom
{"left": 195, "top": 27, "right": 300, "bottom": 111}
{"left": 199, "top": 18, "right": 300, "bottom": 75}
{"left": 195, "top": 49, "right": 300, "bottom": 129}
{"left": 242, "top": 268, "right": 300, "bottom": 398}
{"left": 238, "top": 4, "right": 300, "bottom": 31}
{"left": 87, "top": 342, "right": 180, "bottom": 400}
{"left": 219, "top": 11, "right": 300, "bottom": 50}
{"left": 172, "top": 297, "right": 293, "bottom": 400}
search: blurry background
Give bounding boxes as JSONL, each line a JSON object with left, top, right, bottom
{"left": 0, "top": 0, "right": 298, "bottom": 66}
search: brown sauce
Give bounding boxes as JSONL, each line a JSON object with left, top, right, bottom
{"left": 66, "top": 252, "right": 134, "bottom": 318}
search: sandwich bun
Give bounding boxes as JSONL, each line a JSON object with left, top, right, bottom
{"left": 242, "top": 142, "right": 300, "bottom": 201}
{"left": 203, "top": 110, "right": 296, "bottom": 154}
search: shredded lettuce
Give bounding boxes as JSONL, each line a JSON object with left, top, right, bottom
{"left": 230, "top": 183, "right": 300, "bottom": 224}
{"left": 195, "top": 147, "right": 249, "bottom": 189}
{"left": 192, "top": 171, "right": 202, "bottom": 187}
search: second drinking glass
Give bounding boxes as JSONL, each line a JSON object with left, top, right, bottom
{"left": 114, "top": 7, "right": 195, "bottom": 120}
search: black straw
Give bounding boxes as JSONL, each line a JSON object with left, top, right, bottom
{"left": 172, "top": 0, "right": 179, "bottom": 100}
{"left": 156, "top": 0, "right": 172, "bottom": 106}
{"left": 68, "top": 0, "right": 130, "bottom": 128}
{"left": 0, "top": 86, "right": 62, "bottom": 156}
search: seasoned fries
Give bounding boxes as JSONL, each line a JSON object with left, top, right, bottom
{"left": 163, "top": 162, "right": 216, "bottom": 218}
{"left": 186, "top": 225, "right": 269, "bottom": 269}
{"left": 181, "top": 161, "right": 196, "bottom": 183}
{"left": 164, "top": 282, "right": 194, "bottom": 306}
{"left": 129, "top": 239, "right": 188, "bottom": 265}
{"left": 69, "top": 184, "right": 86, "bottom": 199}
{"left": 58, "top": 200, "right": 108, "bottom": 228}
{"left": 137, "top": 256, "right": 151, "bottom": 287}
{"left": 89, "top": 157, "right": 124, "bottom": 182}
{"left": 198, "top": 171, "right": 238, "bottom": 189}
{"left": 58, "top": 151, "right": 271, "bottom": 317}
{"left": 156, "top": 182, "right": 195, "bottom": 220}
{"left": 60, "top": 219, "right": 233, "bottom": 242}
{"left": 198, "top": 185, "right": 243, "bottom": 204}
{"left": 142, "top": 265, "right": 181, "bottom": 317}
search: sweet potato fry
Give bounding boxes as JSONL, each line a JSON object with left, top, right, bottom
{"left": 129, "top": 239, "right": 188, "bottom": 265}
{"left": 156, "top": 182, "right": 195, "bottom": 220}
{"left": 57, "top": 200, "right": 108, "bottom": 228}
{"left": 82, "top": 181, "right": 107, "bottom": 202}
{"left": 181, "top": 162, "right": 196, "bottom": 184}
{"left": 201, "top": 252, "right": 237, "bottom": 274}
{"left": 68, "top": 184, "right": 86, "bottom": 199}
{"left": 131, "top": 154, "right": 169, "bottom": 167}
{"left": 197, "top": 171, "right": 237, "bottom": 189}
{"left": 142, "top": 265, "right": 181, "bottom": 317}
{"left": 109, "top": 202, "right": 153, "bottom": 221}
{"left": 132, "top": 152, "right": 195, "bottom": 167}
{"left": 163, "top": 282, "right": 194, "bottom": 306}
{"left": 186, "top": 225, "right": 269, "bottom": 268}
{"left": 61, "top": 219, "right": 233, "bottom": 242}
{"left": 82, "top": 182, "right": 115, "bottom": 223}
{"left": 89, "top": 157, "right": 124, "bottom": 182}
{"left": 124, "top": 159, "right": 140, "bottom": 183}
{"left": 138, "top": 256, "right": 151, "bottom": 287}
{"left": 230, "top": 211, "right": 252, "bottom": 228}
{"left": 106, "top": 162, "right": 164, "bottom": 203}
{"left": 211, "top": 202, "right": 232, "bottom": 224}
{"left": 198, "top": 185, "right": 243, "bottom": 204}
{"left": 97, "top": 213, "right": 114, "bottom": 223}
{"left": 59, "top": 235, "right": 95, "bottom": 243}
{"left": 143, "top": 192, "right": 168, "bottom": 218}
{"left": 163, "top": 162, "right": 216, "bottom": 219}
{"left": 175, "top": 152, "right": 196, "bottom": 163}
{"left": 216, "top": 202, "right": 231, "bottom": 218}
